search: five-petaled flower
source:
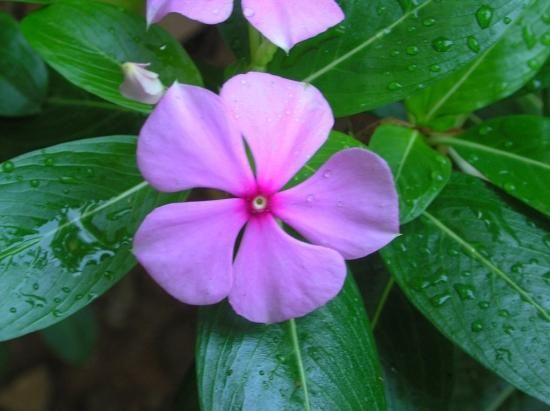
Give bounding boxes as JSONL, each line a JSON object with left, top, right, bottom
{"left": 133, "top": 72, "right": 399, "bottom": 323}
{"left": 146, "top": 0, "right": 345, "bottom": 51}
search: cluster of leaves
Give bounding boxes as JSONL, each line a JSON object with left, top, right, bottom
{"left": 0, "top": 0, "right": 549, "bottom": 409}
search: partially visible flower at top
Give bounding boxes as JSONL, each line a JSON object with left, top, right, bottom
{"left": 120, "top": 62, "right": 165, "bottom": 104}
{"left": 146, "top": 0, "right": 345, "bottom": 51}
{"left": 133, "top": 72, "right": 399, "bottom": 323}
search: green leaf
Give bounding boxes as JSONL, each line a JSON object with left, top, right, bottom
{"left": 407, "top": 0, "right": 550, "bottom": 124}
{"left": 269, "top": 0, "right": 530, "bottom": 116}
{"left": 375, "top": 286, "right": 456, "bottom": 411}
{"left": 197, "top": 275, "right": 386, "bottom": 411}
{"left": 0, "top": 12, "right": 48, "bottom": 116}
{"left": 382, "top": 173, "right": 550, "bottom": 405}
{"left": 0, "top": 136, "right": 182, "bottom": 341}
{"left": 20, "top": 0, "right": 201, "bottom": 113}
{"left": 432, "top": 116, "right": 550, "bottom": 216}
{"left": 369, "top": 124, "right": 451, "bottom": 224}
{"left": 288, "top": 130, "right": 364, "bottom": 186}
{"left": 0, "top": 71, "right": 144, "bottom": 162}
{"left": 41, "top": 306, "right": 97, "bottom": 365}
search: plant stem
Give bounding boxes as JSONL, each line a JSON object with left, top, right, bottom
{"left": 248, "top": 24, "right": 278, "bottom": 71}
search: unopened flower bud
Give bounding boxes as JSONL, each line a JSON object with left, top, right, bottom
{"left": 120, "top": 62, "right": 164, "bottom": 104}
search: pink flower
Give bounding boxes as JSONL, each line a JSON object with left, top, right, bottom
{"left": 146, "top": 0, "right": 344, "bottom": 51}
{"left": 133, "top": 72, "right": 399, "bottom": 323}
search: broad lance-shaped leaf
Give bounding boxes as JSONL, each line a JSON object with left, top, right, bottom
{"left": 363, "top": 256, "right": 547, "bottom": 411}
{"left": 0, "top": 12, "right": 48, "bottom": 116}
{"left": 432, "top": 116, "right": 550, "bottom": 216}
{"left": 0, "top": 136, "right": 183, "bottom": 341}
{"left": 20, "top": 0, "right": 202, "bottom": 113}
{"left": 269, "top": 0, "right": 530, "bottom": 116}
{"left": 1, "top": 71, "right": 144, "bottom": 162}
{"left": 407, "top": 0, "right": 550, "bottom": 124}
{"left": 369, "top": 124, "right": 451, "bottom": 224}
{"left": 382, "top": 173, "right": 550, "bottom": 405}
{"left": 197, "top": 275, "right": 386, "bottom": 411}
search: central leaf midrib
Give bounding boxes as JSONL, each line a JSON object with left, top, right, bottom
{"left": 432, "top": 137, "right": 550, "bottom": 171}
{"left": 289, "top": 319, "right": 312, "bottom": 411}
{"left": 422, "top": 211, "right": 550, "bottom": 322}
{"left": 302, "top": 0, "right": 436, "bottom": 83}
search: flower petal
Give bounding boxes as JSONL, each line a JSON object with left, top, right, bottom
{"left": 221, "top": 72, "right": 333, "bottom": 193}
{"left": 242, "top": 0, "right": 344, "bottom": 50}
{"left": 273, "top": 148, "right": 400, "bottom": 259}
{"left": 146, "top": 0, "right": 233, "bottom": 25}
{"left": 138, "top": 83, "right": 255, "bottom": 196}
{"left": 134, "top": 199, "right": 248, "bottom": 305}
{"left": 229, "top": 215, "right": 346, "bottom": 323}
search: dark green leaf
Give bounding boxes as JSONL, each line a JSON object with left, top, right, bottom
{"left": 0, "top": 71, "right": 144, "bottom": 162}
{"left": 369, "top": 124, "right": 451, "bottom": 224}
{"left": 20, "top": 0, "right": 201, "bottom": 113}
{"left": 0, "top": 136, "right": 182, "bottom": 341}
{"left": 432, "top": 116, "right": 550, "bottom": 215}
{"left": 0, "top": 12, "right": 48, "bottom": 116}
{"left": 407, "top": 0, "right": 550, "bottom": 124}
{"left": 41, "top": 306, "right": 97, "bottom": 365}
{"left": 270, "top": 0, "right": 530, "bottom": 116}
{"left": 375, "top": 286, "right": 455, "bottom": 411}
{"left": 197, "top": 275, "right": 386, "bottom": 411}
{"left": 382, "top": 173, "right": 550, "bottom": 405}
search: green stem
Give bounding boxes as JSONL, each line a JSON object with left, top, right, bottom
{"left": 248, "top": 24, "right": 278, "bottom": 72}
{"left": 288, "top": 319, "right": 311, "bottom": 411}
{"left": 484, "top": 385, "right": 516, "bottom": 411}
{"left": 46, "top": 97, "right": 137, "bottom": 113}
{"left": 370, "top": 277, "right": 395, "bottom": 330}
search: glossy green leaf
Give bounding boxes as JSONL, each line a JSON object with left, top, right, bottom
{"left": 269, "top": 0, "right": 530, "bottom": 116}
{"left": 375, "top": 286, "right": 455, "bottom": 411}
{"left": 41, "top": 306, "right": 97, "bottom": 365}
{"left": 433, "top": 116, "right": 550, "bottom": 215}
{"left": 369, "top": 124, "right": 451, "bottom": 224}
{"left": 197, "top": 275, "right": 386, "bottom": 411}
{"left": 382, "top": 173, "right": 550, "bottom": 405}
{"left": 0, "top": 71, "right": 144, "bottom": 162}
{"left": 0, "top": 12, "right": 48, "bottom": 116}
{"left": 407, "top": 0, "right": 550, "bottom": 124}
{"left": 288, "top": 130, "right": 364, "bottom": 186}
{"left": 20, "top": 0, "right": 201, "bottom": 113}
{"left": 0, "top": 136, "right": 182, "bottom": 341}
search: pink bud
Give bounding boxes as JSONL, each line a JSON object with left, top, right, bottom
{"left": 119, "top": 62, "right": 164, "bottom": 105}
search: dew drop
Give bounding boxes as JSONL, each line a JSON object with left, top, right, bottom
{"left": 406, "top": 46, "right": 419, "bottom": 56}
{"left": 454, "top": 283, "right": 476, "bottom": 301}
{"left": 503, "top": 16, "right": 512, "bottom": 24}
{"left": 522, "top": 26, "right": 537, "bottom": 49}
{"left": 429, "top": 64, "right": 441, "bottom": 72}
{"left": 306, "top": 194, "right": 314, "bottom": 203}
{"left": 503, "top": 324, "right": 515, "bottom": 335}
{"left": 479, "top": 125, "right": 492, "bottom": 135}
{"left": 432, "top": 36, "right": 454, "bottom": 52}
{"left": 503, "top": 182, "right": 516, "bottom": 192}
{"left": 475, "top": 5, "right": 494, "bottom": 29}
{"left": 30, "top": 179, "right": 40, "bottom": 188}
{"left": 2, "top": 161, "right": 15, "bottom": 173}
{"left": 471, "top": 320, "right": 484, "bottom": 332}
{"left": 390, "top": 49, "right": 400, "bottom": 57}
{"left": 498, "top": 309, "right": 511, "bottom": 318}
{"left": 387, "top": 81, "right": 403, "bottom": 91}
{"left": 495, "top": 348, "right": 512, "bottom": 361}
{"left": 336, "top": 200, "right": 344, "bottom": 208}
{"left": 541, "top": 33, "right": 550, "bottom": 46}
{"left": 542, "top": 271, "right": 550, "bottom": 285}
{"left": 467, "top": 35, "right": 481, "bottom": 53}
{"left": 430, "top": 293, "right": 452, "bottom": 307}
{"left": 44, "top": 157, "right": 55, "bottom": 166}
{"left": 408, "top": 64, "right": 418, "bottom": 71}
{"left": 478, "top": 301, "right": 490, "bottom": 309}
{"left": 242, "top": 7, "right": 255, "bottom": 17}
{"left": 527, "top": 59, "right": 540, "bottom": 70}
{"left": 422, "top": 18, "right": 436, "bottom": 27}
{"left": 9, "top": 307, "right": 17, "bottom": 314}
{"left": 323, "top": 170, "right": 332, "bottom": 179}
